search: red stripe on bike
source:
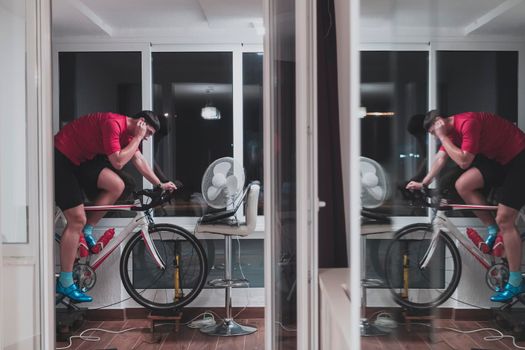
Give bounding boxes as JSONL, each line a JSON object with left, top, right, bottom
{"left": 448, "top": 204, "right": 498, "bottom": 211}
{"left": 84, "top": 205, "right": 134, "bottom": 211}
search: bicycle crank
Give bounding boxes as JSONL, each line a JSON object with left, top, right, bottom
{"left": 73, "top": 263, "right": 97, "bottom": 292}
{"left": 486, "top": 263, "right": 509, "bottom": 292}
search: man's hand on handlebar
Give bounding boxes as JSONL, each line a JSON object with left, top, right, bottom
{"left": 160, "top": 181, "right": 177, "bottom": 192}
{"left": 406, "top": 181, "right": 425, "bottom": 191}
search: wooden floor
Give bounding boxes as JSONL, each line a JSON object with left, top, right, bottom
{"left": 362, "top": 319, "right": 525, "bottom": 350}
{"left": 56, "top": 318, "right": 264, "bottom": 350}
{"left": 58, "top": 317, "right": 525, "bottom": 349}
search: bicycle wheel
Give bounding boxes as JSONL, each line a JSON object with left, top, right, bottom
{"left": 384, "top": 223, "right": 461, "bottom": 310}
{"left": 120, "top": 224, "right": 208, "bottom": 311}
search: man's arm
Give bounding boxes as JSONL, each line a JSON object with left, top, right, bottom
{"left": 107, "top": 136, "right": 143, "bottom": 170}
{"left": 439, "top": 136, "right": 475, "bottom": 169}
{"left": 406, "top": 150, "right": 448, "bottom": 190}
{"left": 131, "top": 151, "right": 177, "bottom": 191}
{"left": 106, "top": 119, "right": 148, "bottom": 170}
{"left": 434, "top": 118, "right": 476, "bottom": 170}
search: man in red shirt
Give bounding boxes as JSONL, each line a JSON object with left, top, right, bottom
{"left": 406, "top": 110, "right": 525, "bottom": 303}
{"left": 55, "top": 111, "right": 176, "bottom": 302}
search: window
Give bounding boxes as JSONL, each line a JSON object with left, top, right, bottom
{"left": 1, "top": 0, "right": 30, "bottom": 243}
{"left": 437, "top": 51, "right": 518, "bottom": 122}
{"left": 360, "top": 51, "right": 428, "bottom": 216}
{"left": 243, "top": 52, "right": 264, "bottom": 213}
{"left": 58, "top": 51, "right": 142, "bottom": 217}
{"left": 436, "top": 50, "right": 518, "bottom": 217}
{"left": 152, "top": 52, "right": 234, "bottom": 217}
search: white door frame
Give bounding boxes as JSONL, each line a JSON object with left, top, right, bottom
{"left": 263, "top": 0, "right": 319, "bottom": 349}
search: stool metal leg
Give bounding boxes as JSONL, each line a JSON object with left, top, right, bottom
{"left": 360, "top": 282, "right": 387, "bottom": 336}
{"left": 201, "top": 235, "right": 257, "bottom": 337}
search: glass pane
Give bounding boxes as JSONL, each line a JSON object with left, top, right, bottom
{"left": 243, "top": 52, "right": 264, "bottom": 215}
{"left": 360, "top": 51, "right": 428, "bottom": 216}
{"left": 436, "top": 51, "right": 518, "bottom": 217}
{"left": 0, "top": 0, "right": 28, "bottom": 243}
{"left": 270, "top": 0, "right": 297, "bottom": 349}
{"left": 58, "top": 51, "right": 142, "bottom": 217}
{"left": 152, "top": 52, "right": 233, "bottom": 217}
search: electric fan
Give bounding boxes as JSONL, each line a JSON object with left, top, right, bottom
{"left": 360, "top": 156, "right": 389, "bottom": 209}
{"left": 201, "top": 157, "right": 245, "bottom": 209}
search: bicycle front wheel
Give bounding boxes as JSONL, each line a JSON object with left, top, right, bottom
{"left": 384, "top": 223, "right": 461, "bottom": 310}
{"left": 120, "top": 224, "right": 208, "bottom": 312}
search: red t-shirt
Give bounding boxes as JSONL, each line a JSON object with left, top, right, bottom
{"left": 439, "top": 112, "right": 525, "bottom": 165}
{"left": 55, "top": 112, "right": 135, "bottom": 165}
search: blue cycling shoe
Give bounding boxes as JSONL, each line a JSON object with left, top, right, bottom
{"left": 485, "top": 234, "right": 497, "bottom": 251}
{"left": 56, "top": 281, "right": 93, "bottom": 303}
{"left": 84, "top": 234, "right": 97, "bottom": 250}
{"left": 490, "top": 282, "right": 525, "bottom": 303}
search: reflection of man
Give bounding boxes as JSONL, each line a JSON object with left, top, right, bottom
{"left": 406, "top": 110, "right": 525, "bottom": 302}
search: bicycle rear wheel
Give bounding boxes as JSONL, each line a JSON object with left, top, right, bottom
{"left": 120, "top": 224, "right": 207, "bottom": 311}
{"left": 384, "top": 223, "right": 461, "bottom": 310}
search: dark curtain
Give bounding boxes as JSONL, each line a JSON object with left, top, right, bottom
{"left": 317, "top": 0, "right": 347, "bottom": 267}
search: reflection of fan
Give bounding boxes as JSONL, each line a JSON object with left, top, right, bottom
{"left": 201, "top": 157, "right": 245, "bottom": 209}
{"left": 360, "top": 157, "right": 389, "bottom": 208}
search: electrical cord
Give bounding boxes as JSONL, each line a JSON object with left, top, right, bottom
{"left": 56, "top": 311, "right": 222, "bottom": 350}
{"left": 407, "top": 322, "right": 525, "bottom": 350}
{"left": 56, "top": 325, "right": 148, "bottom": 350}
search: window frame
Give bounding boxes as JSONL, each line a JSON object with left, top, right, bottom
{"left": 52, "top": 42, "right": 265, "bottom": 237}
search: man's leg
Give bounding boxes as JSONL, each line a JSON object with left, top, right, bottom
{"left": 491, "top": 204, "right": 522, "bottom": 302}
{"left": 455, "top": 168, "right": 500, "bottom": 252}
{"left": 85, "top": 167, "right": 125, "bottom": 227}
{"left": 455, "top": 168, "right": 495, "bottom": 226}
{"left": 57, "top": 204, "right": 92, "bottom": 302}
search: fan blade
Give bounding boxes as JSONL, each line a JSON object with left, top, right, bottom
{"left": 225, "top": 175, "right": 238, "bottom": 194}
{"left": 214, "top": 161, "right": 232, "bottom": 175}
{"left": 360, "top": 161, "right": 376, "bottom": 174}
{"left": 361, "top": 172, "right": 379, "bottom": 188}
{"left": 366, "top": 186, "right": 384, "bottom": 201}
{"left": 212, "top": 173, "right": 227, "bottom": 187}
{"left": 207, "top": 186, "right": 223, "bottom": 201}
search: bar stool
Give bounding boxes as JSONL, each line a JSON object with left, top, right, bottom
{"left": 195, "top": 182, "right": 260, "bottom": 336}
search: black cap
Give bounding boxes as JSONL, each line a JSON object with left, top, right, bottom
{"left": 423, "top": 110, "right": 440, "bottom": 132}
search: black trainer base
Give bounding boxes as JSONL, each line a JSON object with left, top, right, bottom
{"left": 56, "top": 307, "right": 87, "bottom": 341}
{"left": 493, "top": 307, "right": 525, "bottom": 340}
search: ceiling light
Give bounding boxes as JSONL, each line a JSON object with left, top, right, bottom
{"left": 201, "top": 106, "right": 221, "bottom": 120}
{"left": 201, "top": 87, "right": 221, "bottom": 120}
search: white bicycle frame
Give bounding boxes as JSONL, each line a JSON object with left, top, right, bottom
{"left": 54, "top": 199, "right": 166, "bottom": 271}
{"left": 421, "top": 205, "right": 525, "bottom": 271}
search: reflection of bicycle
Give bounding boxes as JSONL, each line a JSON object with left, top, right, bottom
{"left": 384, "top": 188, "right": 525, "bottom": 310}
{"left": 54, "top": 188, "right": 208, "bottom": 312}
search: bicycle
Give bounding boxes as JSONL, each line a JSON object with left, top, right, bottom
{"left": 54, "top": 188, "right": 208, "bottom": 312}
{"left": 383, "top": 188, "right": 525, "bottom": 310}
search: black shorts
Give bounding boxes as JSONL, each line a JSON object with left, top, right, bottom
{"left": 471, "top": 155, "right": 505, "bottom": 189}
{"left": 54, "top": 149, "right": 111, "bottom": 210}
{"left": 500, "top": 150, "right": 525, "bottom": 210}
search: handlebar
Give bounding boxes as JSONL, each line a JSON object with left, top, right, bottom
{"left": 131, "top": 180, "right": 183, "bottom": 211}
{"left": 400, "top": 186, "right": 449, "bottom": 210}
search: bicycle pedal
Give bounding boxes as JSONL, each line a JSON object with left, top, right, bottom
{"left": 492, "top": 235, "right": 504, "bottom": 257}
